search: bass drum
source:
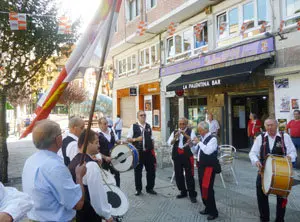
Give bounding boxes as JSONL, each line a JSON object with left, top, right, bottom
{"left": 104, "top": 184, "right": 129, "bottom": 216}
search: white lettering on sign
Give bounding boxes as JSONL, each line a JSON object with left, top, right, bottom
{"left": 148, "top": 88, "right": 157, "bottom": 92}
{"left": 181, "top": 79, "right": 222, "bottom": 90}
{"left": 212, "top": 79, "right": 221, "bottom": 86}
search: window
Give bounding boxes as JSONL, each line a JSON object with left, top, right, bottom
{"left": 257, "top": 0, "right": 267, "bottom": 24}
{"left": 183, "top": 29, "right": 193, "bottom": 52}
{"left": 286, "top": 0, "right": 300, "bottom": 17}
{"left": 229, "top": 8, "right": 238, "bottom": 35}
{"left": 147, "top": 0, "right": 157, "bottom": 9}
{"left": 243, "top": 2, "right": 255, "bottom": 30}
{"left": 194, "top": 21, "right": 208, "bottom": 49}
{"left": 128, "top": 0, "right": 140, "bottom": 21}
{"left": 175, "top": 35, "right": 182, "bottom": 54}
{"left": 140, "top": 44, "right": 160, "bottom": 68}
{"left": 117, "top": 54, "right": 137, "bottom": 76}
{"left": 217, "top": 12, "right": 227, "bottom": 39}
{"left": 151, "top": 45, "right": 156, "bottom": 64}
{"left": 167, "top": 38, "right": 174, "bottom": 57}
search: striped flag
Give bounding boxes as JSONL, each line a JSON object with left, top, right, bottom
{"left": 9, "top": 12, "right": 27, "bottom": 30}
{"left": 58, "top": 16, "right": 72, "bottom": 34}
{"left": 21, "top": 0, "right": 123, "bottom": 139}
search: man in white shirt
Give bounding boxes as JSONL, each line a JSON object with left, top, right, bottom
{"left": 192, "top": 121, "right": 219, "bottom": 220}
{"left": 58, "top": 116, "right": 85, "bottom": 166}
{"left": 167, "top": 117, "right": 197, "bottom": 203}
{"left": 69, "top": 129, "right": 113, "bottom": 222}
{"left": 113, "top": 115, "right": 123, "bottom": 140}
{"left": 0, "top": 182, "right": 33, "bottom": 222}
{"left": 249, "top": 118, "right": 297, "bottom": 222}
{"left": 207, "top": 114, "right": 220, "bottom": 135}
{"left": 127, "top": 110, "right": 157, "bottom": 196}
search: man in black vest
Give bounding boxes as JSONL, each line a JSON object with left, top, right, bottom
{"left": 249, "top": 118, "right": 297, "bottom": 222}
{"left": 98, "top": 117, "right": 121, "bottom": 187}
{"left": 69, "top": 129, "right": 113, "bottom": 222}
{"left": 192, "top": 121, "right": 219, "bottom": 220}
{"left": 167, "top": 117, "right": 197, "bottom": 203}
{"left": 127, "top": 110, "right": 157, "bottom": 196}
{"left": 58, "top": 117, "right": 85, "bottom": 166}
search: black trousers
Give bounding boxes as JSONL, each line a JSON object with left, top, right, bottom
{"left": 134, "top": 150, "right": 156, "bottom": 191}
{"left": 198, "top": 166, "right": 218, "bottom": 217}
{"left": 173, "top": 154, "right": 197, "bottom": 197}
{"left": 102, "top": 161, "right": 120, "bottom": 187}
{"left": 256, "top": 174, "right": 286, "bottom": 222}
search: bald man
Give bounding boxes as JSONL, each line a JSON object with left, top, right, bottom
{"left": 22, "top": 120, "right": 87, "bottom": 222}
{"left": 58, "top": 117, "right": 85, "bottom": 166}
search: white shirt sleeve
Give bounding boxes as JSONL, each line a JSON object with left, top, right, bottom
{"left": 0, "top": 182, "right": 33, "bottom": 221}
{"left": 127, "top": 125, "right": 134, "bottom": 139}
{"left": 167, "top": 132, "right": 175, "bottom": 146}
{"left": 284, "top": 133, "right": 297, "bottom": 162}
{"left": 190, "top": 130, "right": 196, "bottom": 140}
{"left": 84, "top": 162, "right": 112, "bottom": 220}
{"left": 198, "top": 137, "right": 218, "bottom": 155}
{"left": 66, "top": 141, "right": 79, "bottom": 161}
{"left": 249, "top": 135, "right": 262, "bottom": 166}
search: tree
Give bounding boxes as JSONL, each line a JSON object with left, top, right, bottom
{"left": 0, "top": 0, "right": 79, "bottom": 182}
{"left": 58, "top": 82, "right": 87, "bottom": 119}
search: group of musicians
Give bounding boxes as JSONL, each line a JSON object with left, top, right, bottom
{"left": 1, "top": 111, "right": 295, "bottom": 222}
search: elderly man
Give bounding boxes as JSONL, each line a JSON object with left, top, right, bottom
{"left": 22, "top": 119, "right": 87, "bottom": 222}
{"left": 207, "top": 113, "right": 220, "bottom": 136}
{"left": 58, "top": 116, "right": 85, "bottom": 166}
{"left": 192, "top": 121, "right": 219, "bottom": 220}
{"left": 0, "top": 182, "right": 33, "bottom": 222}
{"left": 167, "top": 117, "right": 197, "bottom": 203}
{"left": 127, "top": 110, "right": 157, "bottom": 196}
{"left": 249, "top": 118, "right": 297, "bottom": 222}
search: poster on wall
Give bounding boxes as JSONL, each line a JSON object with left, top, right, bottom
{"left": 275, "top": 78, "right": 289, "bottom": 89}
{"left": 280, "top": 96, "right": 290, "bottom": 112}
{"left": 144, "top": 95, "right": 153, "bottom": 128}
{"left": 291, "top": 99, "right": 299, "bottom": 110}
{"left": 278, "top": 119, "right": 287, "bottom": 132}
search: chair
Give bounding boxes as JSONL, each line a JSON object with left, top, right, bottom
{"left": 218, "top": 145, "right": 238, "bottom": 188}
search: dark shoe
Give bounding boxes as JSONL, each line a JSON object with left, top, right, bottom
{"left": 146, "top": 189, "right": 157, "bottom": 195}
{"left": 199, "top": 209, "right": 209, "bottom": 215}
{"left": 207, "top": 215, "right": 218, "bottom": 220}
{"left": 135, "top": 190, "right": 142, "bottom": 196}
{"left": 190, "top": 197, "right": 197, "bottom": 203}
{"left": 176, "top": 193, "right": 187, "bottom": 199}
{"left": 260, "top": 216, "right": 270, "bottom": 222}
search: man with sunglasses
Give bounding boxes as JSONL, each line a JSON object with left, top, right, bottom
{"left": 127, "top": 110, "right": 157, "bottom": 196}
{"left": 58, "top": 117, "right": 85, "bottom": 166}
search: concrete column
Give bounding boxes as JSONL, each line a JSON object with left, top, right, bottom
{"left": 207, "top": 14, "right": 215, "bottom": 51}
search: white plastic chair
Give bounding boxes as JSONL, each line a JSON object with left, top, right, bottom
{"left": 218, "top": 145, "right": 238, "bottom": 188}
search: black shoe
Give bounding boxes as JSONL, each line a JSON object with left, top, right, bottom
{"left": 207, "top": 215, "right": 218, "bottom": 220}
{"left": 176, "top": 193, "right": 187, "bottom": 198}
{"left": 146, "top": 189, "right": 157, "bottom": 195}
{"left": 135, "top": 190, "right": 142, "bottom": 196}
{"left": 190, "top": 197, "right": 197, "bottom": 203}
{"left": 199, "top": 209, "right": 209, "bottom": 215}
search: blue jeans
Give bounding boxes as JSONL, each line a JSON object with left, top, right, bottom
{"left": 115, "top": 130, "right": 122, "bottom": 140}
{"left": 291, "top": 137, "right": 300, "bottom": 168}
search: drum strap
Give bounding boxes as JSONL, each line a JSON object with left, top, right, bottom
{"left": 263, "top": 134, "right": 267, "bottom": 159}
{"left": 280, "top": 131, "right": 286, "bottom": 155}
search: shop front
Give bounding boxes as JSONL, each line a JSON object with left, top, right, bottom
{"left": 162, "top": 37, "right": 275, "bottom": 149}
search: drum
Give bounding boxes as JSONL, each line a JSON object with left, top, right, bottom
{"left": 110, "top": 143, "right": 139, "bottom": 172}
{"left": 104, "top": 184, "right": 129, "bottom": 216}
{"left": 262, "top": 155, "right": 293, "bottom": 197}
{"left": 100, "top": 169, "right": 116, "bottom": 186}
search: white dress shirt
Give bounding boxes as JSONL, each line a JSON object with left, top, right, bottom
{"left": 127, "top": 121, "right": 154, "bottom": 149}
{"left": 249, "top": 132, "right": 297, "bottom": 166}
{"left": 192, "top": 132, "right": 218, "bottom": 162}
{"left": 83, "top": 161, "right": 112, "bottom": 220}
{"left": 57, "top": 133, "right": 79, "bottom": 161}
{"left": 0, "top": 182, "right": 33, "bottom": 221}
{"left": 207, "top": 120, "right": 220, "bottom": 134}
{"left": 99, "top": 128, "right": 118, "bottom": 142}
{"left": 114, "top": 118, "right": 123, "bottom": 130}
{"left": 167, "top": 128, "right": 196, "bottom": 148}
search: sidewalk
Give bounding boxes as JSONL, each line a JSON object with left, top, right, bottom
{"left": 5, "top": 140, "right": 300, "bottom": 221}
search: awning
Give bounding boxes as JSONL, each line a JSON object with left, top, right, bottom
{"left": 166, "top": 59, "right": 270, "bottom": 91}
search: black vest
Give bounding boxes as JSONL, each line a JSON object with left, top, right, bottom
{"left": 62, "top": 136, "right": 76, "bottom": 166}
{"left": 259, "top": 133, "right": 287, "bottom": 164}
{"left": 69, "top": 153, "right": 102, "bottom": 222}
{"left": 132, "top": 123, "right": 153, "bottom": 152}
{"left": 198, "top": 134, "right": 218, "bottom": 167}
{"left": 98, "top": 130, "right": 116, "bottom": 156}
{"left": 171, "top": 128, "right": 193, "bottom": 159}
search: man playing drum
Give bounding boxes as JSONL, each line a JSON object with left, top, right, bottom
{"left": 249, "top": 118, "right": 297, "bottom": 222}
{"left": 98, "top": 117, "right": 122, "bottom": 187}
{"left": 69, "top": 129, "right": 113, "bottom": 222}
{"left": 127, "top": 110, "right": 157, "bottom": 196}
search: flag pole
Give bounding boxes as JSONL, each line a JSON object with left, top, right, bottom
{"left": 81, "top": 0, "right": 117, "bottom": 163}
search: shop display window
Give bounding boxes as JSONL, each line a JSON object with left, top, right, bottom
{"left": 187, "top": 98, "right": 207, "bottom": 130}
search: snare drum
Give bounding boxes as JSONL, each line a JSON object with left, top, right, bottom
{"left": 103, "top": 184, "right": 129, "bottom": 216}
{"left": 110, "top": 143, "right": 139, "bottom": 172}
{"left": 261, "top": 155, "right": 293, "bottom": 197}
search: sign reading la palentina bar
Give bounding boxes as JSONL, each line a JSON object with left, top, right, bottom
{"left": 183, "top": 79, "right": 221, "bottom": 90}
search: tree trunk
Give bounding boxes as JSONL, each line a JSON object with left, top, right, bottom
{"left": 0, "top": 91, "right": 8, "bottom": 183}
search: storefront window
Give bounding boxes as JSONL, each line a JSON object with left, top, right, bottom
{"left": 243, "top": 2, "right": 255, "bottom": 30}
{"left": 194, "top": 21, "right": 208, "bottom": 49}
{"left": 257, "top": 0, "right": 267, "bottom": 24}
{"left": 183, "top": 29, "right": 193, "bottom": 52}
{"left": 187, "top": 98, "right": 207, "bottom": 130}
{"left": 229, "top": 8, "right": 239, "bottom": 35}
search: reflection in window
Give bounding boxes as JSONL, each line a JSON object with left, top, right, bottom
{"left": 175, "top": 35, "right": 182, "bottom": 54}
{"left": 183, "top": 30, "right": 193, "bottom": 52}
{"left": 145, "top": 48, "right": 150, "bottom": 64}
{"left": 229, "top": 8, "right": 239, "bottom": 35}
{"left": 217, "top": 13, "right": 227, "bottom": 38}
{"left": 194, "top": 22, "right": 208, "bottom": 48}
{"left": 286, "top": 0, "right": 300, "bottom": 16}
{"left": 257, "top": 0, "right": 267, "bottom": 24}
{"left": 132, "top": 55, "right": 136, "bottom": 70}
{"left": 151, "top": 46, "right": 156, "bottom": 64}
{"left": 167, "top": 38, "right": 174, "bottom": 57}
{"left": 243, "top": 2, "right": 255, "bottom": 30}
